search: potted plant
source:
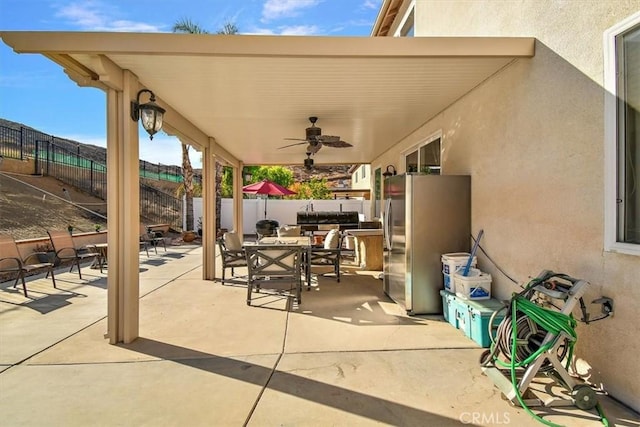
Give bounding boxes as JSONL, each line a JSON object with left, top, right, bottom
{"left": 94, "top": 224, "right": 102, "bottom": 232}
{"left": 197, "top": 217, "right": 203, "bottom": 237}
{"left": 182, "top": 230, "right": 196, "bottom": 242}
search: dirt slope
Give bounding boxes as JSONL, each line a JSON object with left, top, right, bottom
{"left": 0, "top": 172, "right": 107, "bottom": 240}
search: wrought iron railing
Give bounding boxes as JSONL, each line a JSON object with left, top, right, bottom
{"left": 33, "top": 140, "right": 108, "bottom": 199}
{"left": 0, "top": 123, "right": 183, "bottom": 229}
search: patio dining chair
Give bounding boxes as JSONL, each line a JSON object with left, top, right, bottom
{"left": 216, "top": 231, "right": 248, "bottom": 284}
{"left": 307, "top": 228, "right": 342, "bottom": 285}
{"left": 276, "top": 225, "right": 301, "bottom": 237}
{"left": 244, "top": 245, "right": 303, "bottom": 306}
{"left": 0, "top": 233, "right": 56, "bottom": 297}
{"left": 47, "top": 230, "right": 98, "bottom": 280}
{"left": 140, "top": 224, "right": 166, "bottom": 255}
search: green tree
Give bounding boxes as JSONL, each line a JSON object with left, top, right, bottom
{"left": 251, "top": 166, "right": 294, "bottom": 188}
{"left": 173, "top": 18, "right": 238, "bottom": 232}
{"left": 289, "top": 178, "right": 332, "bottom": 200}
{"left": 221, "top": 165, "right": 294, "bottom": 198}
{"left": 175, "top": 181, "right": 202, "bottom": 197}
{"left": 221, "top": 166, "right": 233, "bottom": 198}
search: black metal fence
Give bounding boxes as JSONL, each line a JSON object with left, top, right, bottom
{"left": 0, "top": 123, "right": 183, "bottom": 230}
{"left": 33, "top": 140, "right": 108, "bottom": 199}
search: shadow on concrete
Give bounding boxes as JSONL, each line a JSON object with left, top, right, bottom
{"left": 122, "top": 338, "right": 472, "bottom": 427}
{"left": 0, "top": 282, "right": 87, "bottom": 314}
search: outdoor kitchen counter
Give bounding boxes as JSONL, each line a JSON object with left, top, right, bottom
{"left": 346, "top": 229, "right": 383, "bottom": 271}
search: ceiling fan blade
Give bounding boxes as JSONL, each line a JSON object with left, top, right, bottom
{"left": 283, "top": 138, "right": 308, "bottom": 141}
{"left": 278, "top": 141, "right": 308, "bottom": 149}
{"left": 317, "top": 135, "right": 340, "bottom": 143}
{"left": 322, "top": 140, "right": 353, "bottom": 148}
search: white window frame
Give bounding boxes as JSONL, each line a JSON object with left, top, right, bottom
{"left": 604, "top": 11, "right": 640, "bottom": 256}
{"left": 401, "top": 130, "right": 443, "bottom": 174}
{"left": 393, "top": 0, "right": 415, "bottom": 37}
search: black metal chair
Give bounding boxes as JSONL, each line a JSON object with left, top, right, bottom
{"left": 47, "top": 230, "right": 98, "bottom": 280}
{"left": 216, "top": 232, "right": 248, "bottom": 284}
{"left": 244, "top": 245, "right": 303, "bottom": 306}
{"left": 0, "top": 233, "right": 57, "bottom": 297}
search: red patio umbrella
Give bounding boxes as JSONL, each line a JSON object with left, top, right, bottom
{"left": 242, "top": 179, "right": 296, "bottom": 219}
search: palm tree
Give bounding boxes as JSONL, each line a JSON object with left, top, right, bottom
{"left": 173, "top": 18, "right": 238, "bottom": 233}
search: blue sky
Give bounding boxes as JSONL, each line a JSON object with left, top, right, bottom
{"left": 0, "top": 0, "right": 382, "bottom": 168}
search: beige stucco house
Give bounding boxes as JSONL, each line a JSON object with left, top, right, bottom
{"left": 1, "top": 0, "right": 638, "bottom": 414}
{"left": 370, "top": 0, "right": 640, "bottom": 411}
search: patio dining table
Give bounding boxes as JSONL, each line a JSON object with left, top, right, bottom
{"left": 244, "top": 236, "right": 313, "bottom": 289}
{"left": 89, "top": 242, "right": 108, "bottom": 271}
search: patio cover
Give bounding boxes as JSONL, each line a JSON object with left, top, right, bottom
{"left": 0, "top": 32, "right": 534, "bottom": 343}
{"left": 0, "top": 32, "right": 535, "bottom": 167}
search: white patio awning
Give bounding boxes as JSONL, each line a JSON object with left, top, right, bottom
{"left": 0, "top": 32, "right": 534, "bottom": 167}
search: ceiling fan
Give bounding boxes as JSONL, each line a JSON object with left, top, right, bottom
{"left": 279, "top": 116, "right": 353, "bottom": 155}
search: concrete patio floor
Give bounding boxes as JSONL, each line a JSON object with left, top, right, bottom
{"left": 1, "top": 245, "right": 638, "bottom": 426}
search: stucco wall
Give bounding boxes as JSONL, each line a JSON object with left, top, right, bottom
{"left": 373, "top": 0, "right": 640, "bottom": 411}
{"left": 352, "top": 165, "right": 372, "bottom": 190}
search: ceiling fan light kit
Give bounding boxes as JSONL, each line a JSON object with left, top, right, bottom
{"left": 304, "top": 156, "right": 314, "bottom": 170}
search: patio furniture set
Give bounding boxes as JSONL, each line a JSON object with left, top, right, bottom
{"left": 217, "top": 226, "right": 343, "bottom": 306}
{"left": 0, "top": 224, "right": 167, "bottom": 298}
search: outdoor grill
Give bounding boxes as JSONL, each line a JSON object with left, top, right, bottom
{"left": 255, "top": 219, "right": 279, "bottom": 238}
{"left": 296, "top": 211, "right": 360, "bottom": 232}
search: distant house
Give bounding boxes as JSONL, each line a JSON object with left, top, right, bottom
{"left": 349, "top": 164, "right": 371, "bottom": 191}
{"left": 371, "top": 0, "right": 640, "bottom": 411}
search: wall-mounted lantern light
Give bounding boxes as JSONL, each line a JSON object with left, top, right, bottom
{"left": 382, "top": 165, "right": 397, "bottom": 178}
{"left": 130, "top": 89, "right": 165, "bottom": 140}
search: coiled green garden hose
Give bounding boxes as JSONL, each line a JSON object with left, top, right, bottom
{"left": 488, "top": 293, "right": 609, "bottom": 427}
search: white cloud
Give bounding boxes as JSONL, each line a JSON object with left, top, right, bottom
{"left": 246, "top": 24, "right": 320, "bottom": 36}
{"left": 262, "top": 0, "right": 323, "bottom": 21}
{"left": 55, "top": 1, "right": 163, "bottom": 32}
{"left": 278, "top": 25, "right": 320, "bottom": 35}
{"left": 139, "top": 135, "right": 189, "bottom": 167}
{"left": 246, "top": 28, "right": 277, "bottom": 35}
{"left": 362, "top": 0, "right": 381, "bottom": 10}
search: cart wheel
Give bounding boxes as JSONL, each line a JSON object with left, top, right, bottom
{"left": 572, "top": 384, "right": 598, "bottom": 410}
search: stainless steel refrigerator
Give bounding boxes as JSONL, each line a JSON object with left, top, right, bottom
{"left": 383, "top": 174, "right": 471, "bottom": 314}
